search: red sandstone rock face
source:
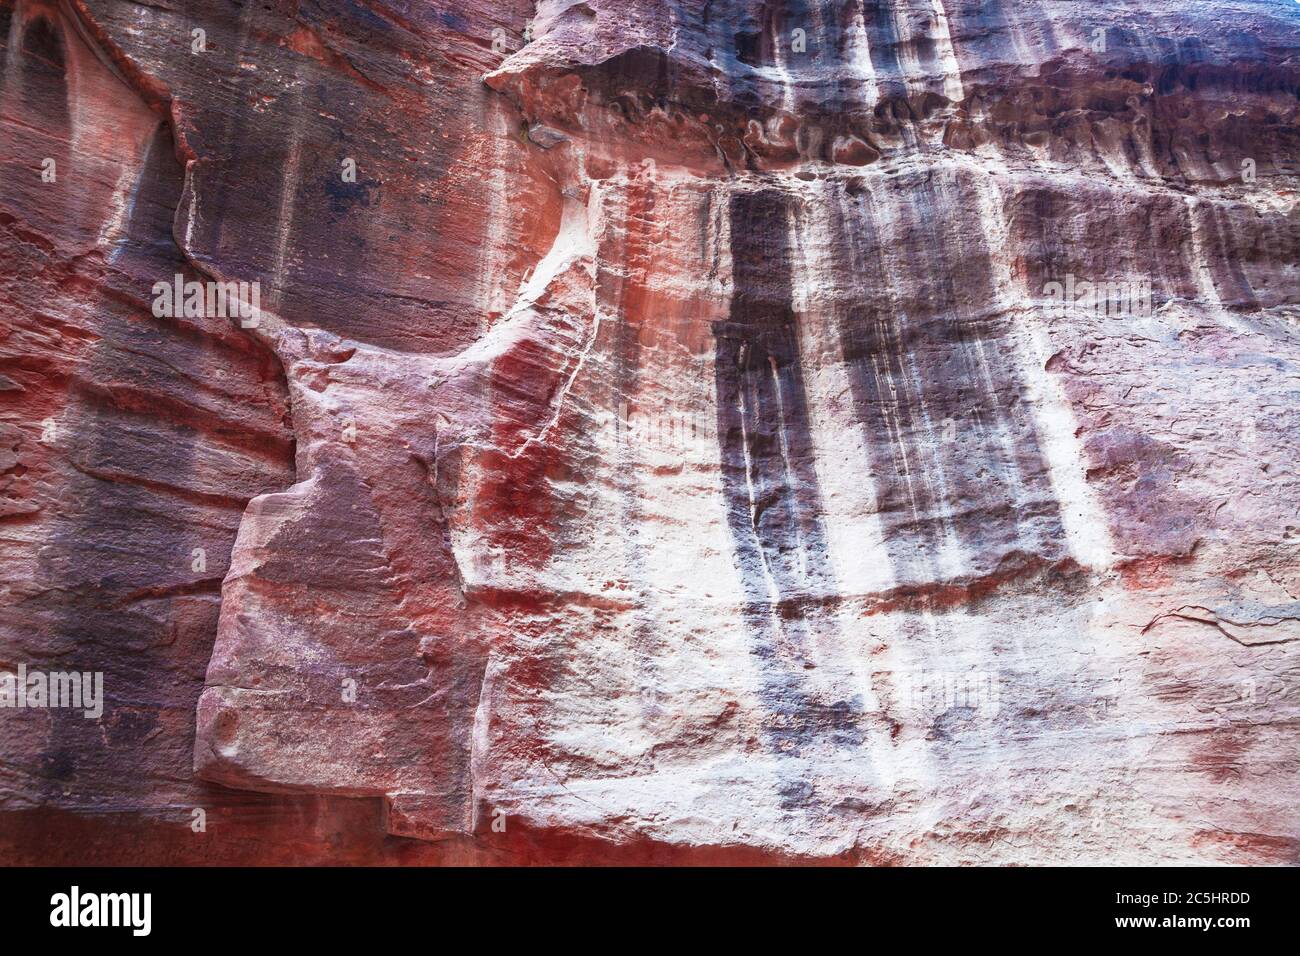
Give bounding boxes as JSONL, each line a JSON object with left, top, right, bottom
{"left": 1, "top": 0, "right": 1298, "bottom": 864}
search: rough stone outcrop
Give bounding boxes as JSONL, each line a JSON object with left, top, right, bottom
{"left": 1, "top": 0, "right": 1298, "bottom": 864}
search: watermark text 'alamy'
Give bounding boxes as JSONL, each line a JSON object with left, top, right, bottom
{"left": 152, "top": 274, "right": 260, "bottom": 327}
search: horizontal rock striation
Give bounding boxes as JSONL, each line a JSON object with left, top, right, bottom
{"left": 1, "top": 0, "right": 1298, "bottom": 863}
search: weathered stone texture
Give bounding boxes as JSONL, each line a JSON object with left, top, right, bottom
{"left": 1, "top": 0, "right": 1298, "bottom": 864}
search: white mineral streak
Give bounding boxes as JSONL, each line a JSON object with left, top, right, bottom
{"left": 267, "top": 75, "right": 305, "bottom": 315}
{"left": 475, "top": 102, "right": 516, "bottom": 330}
{"left": 97, "top": 152, "right": 141, "bottom": 255}
{"left": 846, "top": 1, "right": 880, "bottom": 108}
{"left": 927, "top": 0, "right": 965, "bottom": 103}
{"left": 887, "top": 0, "right": 963, "bottom": 103}
{"left": 768, "top": 6, "right": 798, "bottom": 125}
{"left": 887, "top": 2, "right": 925, "bottom": 99}
{"left": 89, "top": 82, "right": 162, "bottom": 256}
{"left": 1184, "top": 196, "right": 1245, "bottom": 334}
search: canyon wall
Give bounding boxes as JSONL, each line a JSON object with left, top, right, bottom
{"left": 1, "top": 0, "right": 1298, "bottom": 864}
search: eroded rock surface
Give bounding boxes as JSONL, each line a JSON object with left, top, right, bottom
{"left": 1, "top": 0, "right": 1298, "bottom": 864}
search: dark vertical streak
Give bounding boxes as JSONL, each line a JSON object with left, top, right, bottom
{"left": 829, "top": 172, "right": 1067, "bottom": 585}
{"left": 714, "top": 189, "right": 861, "bottom": 802}
{"left": 36, "top": 122, "right": 202, "bottom": 807}
{"left": 860, "top": 0, "right": 908, "bottom": 102}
